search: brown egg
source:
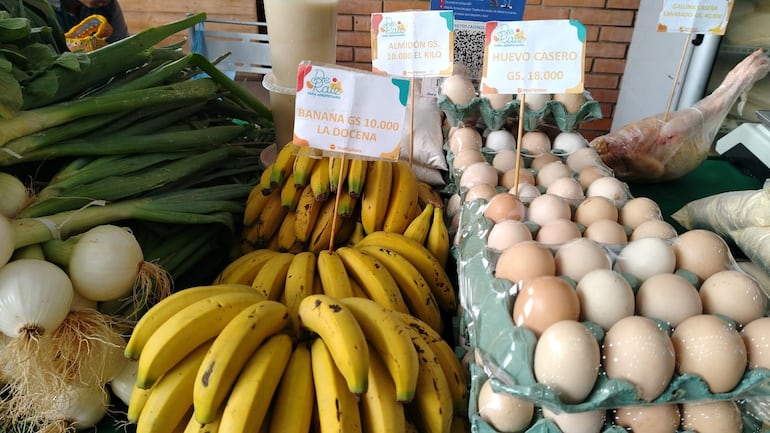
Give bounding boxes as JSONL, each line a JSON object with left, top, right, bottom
{"left": 614, "top": 404, "right": 680, "bottom": 433}
{"left": 700, "top": 270, "right": 767, "bottom": 326}
{"left": 673, "top": 229, "right": 733, "bottom": 283}
{"left": 459, "top": 161, "right": 497, "bottom": 189}
{"left": 741, "top": 317, "right": 770, "bottom": 370}
{"left": 671, "top": 314, "right": 747, "bottom": 394}
{"left": 680, "top": 400, "right": 743, "bottom": 433}
{"left": 583, "top": 219, "right": 628, "bottom": 245}
{"left": 576, "top": 269, "right": 635, "bottom": 331}
{"left": 448, "top": 126, "right": 482, "bottom": 154}
{"left": 527, "top": 194, "right": 572, "bottom": 226}
{"left": 521, "top": 131, "right": 551, "bottom": 156}
{"left": 441, "top": 74, "right": 476, "bottom": 105}
{"left": 566, "top": 147, "right": 603, "bottom": 173}
{"left": 636, "top": 273, "right": 702, "bottom": 327}
{"left": 542, "top": 408, "right": 605, "bottom": 433}
{"left": 478, "top": 378, "right": 534, "bottom": 432}
{"left": 578, "top": 165, "right": 612, "bottom": 189}
{"left": 630, "top": 219, "right": 678, "bottom": 240}
{"left": 483, "top": 192, "right": 526, "bottom": 223}
{"left": 491, "top": 149, "right": 522, "bottom": 174}
{"left": 529, "top": 153, "right": 562, "bottom": 171}
{"left": 536, "top": 161, "right": 573, "bottom": 189}
{"left": 483, "top": 92, "right": 514, "bottom": 110}
{"left": 555, "top": 238, "right": 612, "bottom": 283}
{"left": 495, "top": 241, "right": 555, "bottom": 285}
{"left": 512, "top": 276, "right": 580, "bottom": 337}
{"left": 465, "top": 183, "right": 498, "bottom": 203}
{"left": 536, "top": 218, "right": 582, "bottom": 245}
{"left": 546, "top": 176, "right": 585, "bottom": 201}
{"left": 574, "top": 196, "right": 619, "bottom": 227}
{"left": 553, "top": 92, "right": 586, "bottom": 113}
{"left": 619, "top": 197, "right": 662, "bottom": 229}
{"left": 522, "top": 93, "right": 551, "bottom": 111}
{"left": 453, "top": 149, "right": 487, "bottom": 172}
{"left": 487, "top": 220, "right": 533, "bottom": 251}
{"left": 500, "top": 168, "right": 536, "bottom": 190}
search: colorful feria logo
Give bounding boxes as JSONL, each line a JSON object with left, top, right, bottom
{"left": 493, "top": 23, "right": 526, "bottom": 45}
{"left": 379, "top": 16, "right": 407, "bottom": 36}
{"left": 304, "top": 68, "right": 344, "bottom": 98}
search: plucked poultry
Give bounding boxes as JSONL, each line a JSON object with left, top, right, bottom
{"left": 591, "top": 48, "right": 770, "bottom": 183}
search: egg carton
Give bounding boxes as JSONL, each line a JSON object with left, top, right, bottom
{"left": 437, "top": 91, "right": 602, "bottom": 132}
{"left": 468, "top": 364, "right": 766, "bottom": 433}
{"left": 454, "top": 198, "right": 770, "bottom": 414}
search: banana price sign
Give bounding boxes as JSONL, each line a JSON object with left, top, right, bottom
{"left": 481, "top": 19, "right": 586, "bottom": 95}
{"left": 292, "top": 63, "right": 411, "bottom": 161}
{"left": 371, "top": 10, "right": 455, "bottom": 77}
{"left": 657, "top": 0, "right": 734, "bottom": 35}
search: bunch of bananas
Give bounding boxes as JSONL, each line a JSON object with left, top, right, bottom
{"left": 242, "top": 143, "right": 447, "bottom": 257}
{"left": 124, "top": 284, "right": 469, "bottom": 433}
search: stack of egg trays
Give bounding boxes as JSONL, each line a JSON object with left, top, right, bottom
{"left": 436, "top": 91, "right": 602, "bottom": 132}
{"left": 454, "top": 198, "right": 770, "bottom": 433}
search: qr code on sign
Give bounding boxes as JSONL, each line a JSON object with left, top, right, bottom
{"left": 454, "top": 21, "right": 486, "bottom": 80}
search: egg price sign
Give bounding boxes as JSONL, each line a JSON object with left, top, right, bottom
{"left": 481, "top": 19, "right": 586, "bottom": 95}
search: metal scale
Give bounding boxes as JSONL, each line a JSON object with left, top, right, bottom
{"left": 715, "top": 110, "right": 770, "bottom": 180}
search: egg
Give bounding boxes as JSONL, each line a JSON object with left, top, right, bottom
{"left": 700, "top": 270, "right": 767, "bottom": 326}
{"left": 671, "top": 314, "right": 747, "bottom": 394}
{"left": 577, "top": 165, "right": 612, "bottom": 189}
{"left": 533, "top": 320, "right": 600, "bottom": 404}
{"left": 465, "top": 183, "right": 498, "bottom": 203}
{"left": 484, "top": 92, "right": 514, "bottom": 110}
{"left": 440, "top": 74, "right": 476, "bottom": 105}
{"left": 500, "top": 168, "right": 536, "bottom": 190}
{"left": 521, "top": 131, "right": 551, "bottom": 156}
{"left": 635, "top": 273, "right": 702, "bottom": 327}
{"left": 555, "top": 238, "right": 612, "bottom": 283}
{"left": 552, "top": 131, "right": 588, "bottom": 154}
{"left": 522, "top": 93, "right": 551, "bottom": 111}
{"left": 566, "top": 147, "right": 603, "bottom": 172}
{"left": 680, "top": 400, "right": 743, "bottom": 433}
{"left": 673, "top": 229, "right": 733, "bottom": 283}
{"left": 614, "top": 237, "right": 676, "bottom": 283}
{"left": 585, "top": 176, "right": 629, "bottom": 203}
{"left": 491, "top": 149, "right": 522, "bottom": 174}
{"left": 483, "top": 192, "right": 526, "bottom": 223}
{"left": 511, "top": 182, "right": 541, "bottom": 203}
{"left": 583, "top": 219, "right": 628, "bottom": 245}
{"left": 576, "top": 269, "right": 635, "bottom": 331}
{"left": 536, "top": 161, "right": 573, "bottom": 189}
{"left": 542, "top": 408, "right": 605, "bottom": 433}
{"left": 740, "top": 317, "right": 770, "bottom": 370}
{"left": 618, "top": 197, "right": 662, "bottom": 229}
{"left": 449, "top": 126, "right": 483, "bottom": 154}
{"left": 527, "top": 194, "right": 572, "bottom": 226}
{"left": 553, "top": 92, "right": 586, "bottom": 113}
{"left": 613, "top": 404, "right": 681, "bottom": 433}
{"left": 495, "top": 241, "right": 556, "bottom": 285}
{"left": 529, "top": 153, "right": 562, "bottom": 171}
{"left": 485, "top": 129, "right": 517, "bottom": 152}
{"left": 573, "top": 196, "right": 619, "bottom": 228}
{"left": 629, "top": 219, "right": 678, "bottom": 240}
{"left": 487, "top": 220, "right": 533, "bottom": 250}
{"left": 453, "top": 149, "right": 487, "bottom": 172}
{"left": 602, "top": 315, "right": 676, "bottom": 401}
{"left": 512, "top": 276, "right": 580, "bottom": 338}
{"left": 536, "top": 218, "right": 582, "bottom": 245}
{"left": 477, "top": 378, "right": 534, "bottom": 433}
{"left": 546, "top": 176, "right": 585, "bottom": 201}
{"left": 446, "top": 193, "right": 462, "bottom": 217}
{"left": 459, "top": 161, "right": 497, "bottom": 189}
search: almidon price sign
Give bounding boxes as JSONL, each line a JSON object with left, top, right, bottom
{"left": 480, "top": 19, "right": 586, "bottom": 95}
{"left": 292, "top": 63, "right": 411, "bottom": 161}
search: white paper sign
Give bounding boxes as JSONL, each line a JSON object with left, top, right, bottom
{"left": 292, "top": 64, "right": 411, "bottom": 161}
{"left": 480, "top": 20, "right": 586, "bottom": 95}
{"left": 371, "top": 10, "right": 455, "bottom": 77}
{"left": 657, "top": 0, "right": 733, "bottom": 35}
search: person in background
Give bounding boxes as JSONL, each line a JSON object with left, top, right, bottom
{"left": 49, "top": 0, "right": 129, "bottom": 43}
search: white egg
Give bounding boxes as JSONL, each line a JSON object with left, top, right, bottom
{"left": 546, "top": 176, "right": 585, "bottom": 201}
{"left": 440, "top": 74, "right": 476, "bottom": 105}
{"left": 576, "top": 269, "right": 635, "bottom": 331}
{"left": 527, "top": 194, "right": 572, "bottom": 226}
{"left": 521, "top": 93, "right": 551, "bottom": 111}
{"left": 511, "top": 182, "right": 541, "bottom": 203}
{"left": 613, "top": 237, "right": 676, "bottom": 283}
{"left": 586, "top": 176, "right": 629, "bottom": 203}
{"left": 555, "top": 238, "right": 612, "bottom": 283}
{"left": 487, "top": 220, "right": 533, "bottom": 251}
{"left": 536, "top": 161, "right": 573, "bottom": 189}
{"left": 566, "top": 147, "right": 603, "bottom": 172}
{"left": 552, "top": 131, "right": 588, "bottom": 154}
{"left": 449, "top": 127, "right": 483, "bottom": 154}
{"left": 485, "top": 129, "right": 517, "bottom": 152}
{"left": 459, "top": 161, "right": 497, "bottom": 189}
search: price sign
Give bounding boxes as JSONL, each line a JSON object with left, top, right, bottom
{"left": 657, "top": 0, "right": 734, "bottom": 35}
{"left": 292, "top": 64, "right": 411, "bottom": 161}
{"left": 371, "top": 10, "right": 455, "bottom": 77}
{"left": 480, "top": 19, "right": 586, "bottom": 94}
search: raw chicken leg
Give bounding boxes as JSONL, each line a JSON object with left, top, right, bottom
{"left": 591, "top": 48, "right": 770, "bottom": 183}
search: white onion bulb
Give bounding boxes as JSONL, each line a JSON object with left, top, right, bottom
{"left": 68, "top": 225, "right": 144, "bottom": 302}
{"left": 0, "top": 216, "right": 12, "bottom": 268}
{"left": 109, "top": 358, "right": 138, "bottom": 406}
{"left": 0, "top": 259, "right": 74, "bottom": 338}
{"left": 50, "top": 385, "right": 109, "bottom": 429}
{"left": 0, "top": 172, "right": 28, "bottom": 218}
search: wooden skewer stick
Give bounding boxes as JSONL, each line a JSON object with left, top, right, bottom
{"left": 664, "top": 34, "right": 691, "bottom": 122}
{"left": 513, "top": 93, "right": 526, "bottom": 195}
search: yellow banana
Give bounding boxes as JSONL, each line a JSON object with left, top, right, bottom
{"left": 183, "top": 411, "right": 221, "bottom": 433}
{"left": 358, "top": 245, "right": 443, "bottom": 333}
{"left": 402, "top": 203, "right": 434, "bottom": 245}
{"left": 393, "top": 311, "right": 468, "bottom": 415}
{"left": 284, "top": 251, "right": 317, "bottom": 333}
{"left": 310, "top": 337, "right": 363, "bottom": 433}
{"left": 350, "top": 277, "right": 369, "bottom": 298}
{"left": 243, "top": 183, "right": 273, "bottom": 227}
{"left": 218, "top": 334, "right": 293, "bottom": 433}
{"left": 192, "top": 300, "right": 290, "bottom": 424}
{"left": 316, "top": 249, "right": 355, "bottom": 299}
{"left": 270, "top": 142, "right": 298, "bottom": 188}
{"left": 280, "top": 174, "right": 303, "bottom": 211}
{"left": 298, "top": 294, "right": 369, "bottom": 393}
{"left": 269, "top": 343, "right": 315, "bottom": 433}
{"left": 402, "top": 326, "right": 453, "bottom": 433}
{"left": 293, "top": 147, "right": 322, "bottom": 190}
{"left": 360, "top": 160, "right": 393, "bottom": 235}
{"left": 356, "top": 231, "right": 457, "bottom": 312}
{"left": 308, "top": 197, "right": 345, "bottom": 253}
{"left": 406, "top": 419, "right": 420, "bottom": 433}
{"left": 382, "top": 160, "right": 420, "bottom": 234}
{"left": 349, "top": 221, "right": 366, "bottom": 246}
{"left": 328, "top": 155, "right": 349, "bottom": 193}
{"left": 417, "top": 180, "right": 443, "bottom": 210}
{"left": 347, "top": 158, "right": 369, "bottom": 199}
{"left": 339, "top": 297, "right": 419, "bottom": 402}
{"left": 310, "top": 156, "right": 331, "bottom": 201}
{"left": 252, "top": 186, "right": 289, "bottom": 246}
{"left": 259, "top": 163, "right": 275, "bottom": 196}
{"left": 136, "top": 341, "right": 212, "bottom": 433}
{"left": 266, "top": 227, "right": 281, "bottom": 251}
{"left": 277, "top": 211, "right": 301, "bottom": 252}
{"left": 250, "top": 252, "right": 296, "bottom": 300}
{"left": 294, "top": 183, "right": 324, "bottom": 244}
{"left": 426, "top": 206, "right": 451, "bottom": 269}
{"left": 360, "top": 347, "right": 407, "bottom": 433}
{"left": 135, "top": 291, "right": 264, "bottom": 389}
{"left": 125, "top": 284, "right": 263, "bottom": 360}
{"left": 336, "top": 184, "right": 358, "bottom": 219}
{"left": 451, "top": 416, "right": 471, "bottom": 433}
{"left": 335, "top": 246, "right": 409, "bottom": 314}
{"left": 215, "top": 248, "right": 279, "bottom": 285}
{"left": 126, "top": 383, "right": 152, "bottom": 423}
